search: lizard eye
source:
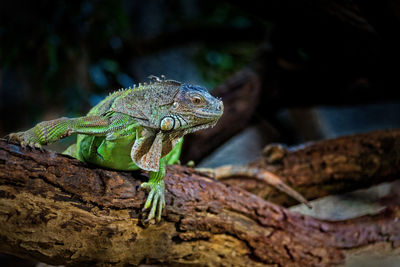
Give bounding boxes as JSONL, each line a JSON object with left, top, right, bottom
{"left": 191, "top": 96, "right": 204, "bottom": 106}
{"left": 173, "top": 102, "right": 179, "bottom": 109}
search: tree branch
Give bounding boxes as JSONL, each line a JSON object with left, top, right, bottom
{"left": 217, "top": 129, "right": 400, "bottom": 207}
{"left": 0, "top": 137, "right": 399, "bottom": 266}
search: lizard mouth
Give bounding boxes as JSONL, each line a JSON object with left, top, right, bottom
{"left": 184, "top": 120, "right": 219, "bottom": 135}
{"left": 193, "top": 109, "right": 223, "bottom": 119}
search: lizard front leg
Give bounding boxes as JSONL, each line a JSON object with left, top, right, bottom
{"left": 6, "top": 116, "right": 111, "bottom": 148}
{"left": 139, "top": 137, "right": 183, "bottom": 223}
{"left": 140, "top": 157, "right": 167, "bottom": 223}
{"left": 6, "top": 112, "right": 133, "bottom": 148}
{"left": 8, "top": 117, "right": 72, "bottom": 148}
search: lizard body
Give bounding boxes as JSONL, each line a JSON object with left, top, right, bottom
{"left": 8, "top": 75, "right": 223, "bottom": 222}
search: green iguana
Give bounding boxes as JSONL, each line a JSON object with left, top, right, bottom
{"left": 7, "top": 75, "right": 224, "bottom": 223}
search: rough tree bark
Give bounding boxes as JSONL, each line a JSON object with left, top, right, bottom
{"left": 0, "top": 130, "right": 399, "bottom": 266}
{"left": 216, "top": 129, "right": 400, "bottom": 207}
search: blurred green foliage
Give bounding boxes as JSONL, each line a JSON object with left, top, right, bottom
{"left": 191, "top": 2, "right": 259, "bottom": 87}
{"left": 194, "top": 44, "right": 257, "bottom": 88}
{"left": 0, "top": 0, "right": 132, "bottom": 117}
{"left": 0, "top": 0, "right": 261, "bottom": 132}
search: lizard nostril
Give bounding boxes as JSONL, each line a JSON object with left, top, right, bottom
{"left": 217, "top": 101, "right": 224, "bottom": 112}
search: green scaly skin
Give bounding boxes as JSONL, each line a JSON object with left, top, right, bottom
{"left": 7, "top": 75, "right": 223, "bottom": 223}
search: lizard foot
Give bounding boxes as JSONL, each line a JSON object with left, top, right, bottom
{"left": 6, "top": 132, "right": 43, "bottom": 150}
{"left": 140, "top": 180, "right": 165, "bottom": 224}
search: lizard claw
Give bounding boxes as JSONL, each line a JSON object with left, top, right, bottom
{"left": 6, "top": 132, "right": 42, "bottom": 151}
{"left": 26, "top": 141, "right": 43, "bottom": 151}
{"left": 20, "top": 140, "right": 27, "bottom": 149}
{"left": 7, "top": 132, "right": 25, "bottom": 145}
{"left": 140, "top": 180, "right": 166, "bottom": 224}
{"left": 5, "top": 133, "right": 19, "bottom": 142}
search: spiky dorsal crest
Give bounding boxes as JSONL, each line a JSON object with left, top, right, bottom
{"left": 109, "top": 74, "right": 183, "bottom": 128}
{"left": 109, "top": 75, "right": 181, "bottom": 96}
{"left": 147, "top": 75, "right": 181, "bottom": 87}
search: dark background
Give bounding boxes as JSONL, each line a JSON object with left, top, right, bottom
{"left": 2, "top": 0, "right": 400, "bottom": 148}
{"left": 1, "top": 0, "right": 400, "bottom": 145}
{"left": 1, "top": 0, "right": 400, "bottom": 265}
{"left": 0, "top": 0, "right": 259, "bottom": 134}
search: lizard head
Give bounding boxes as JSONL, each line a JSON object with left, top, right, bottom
{"left": 128, "top": 76, "right": 223, "bottom": 172}
{"left": 112, "top": 75, "right": 223, "bottom": 134}
{"left": 158, "top": 83, "right": 224, "bottom": 134}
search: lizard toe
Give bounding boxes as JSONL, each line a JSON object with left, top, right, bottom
{"left": 28, "top": 141, "right": 37, "bottom": 149}
{"left": 20, "top": 141, "right": 27, "bottom": 149}
{"left": 139, "top": 182, "right": 152, "bottom": 191}
{"left": 142, "top": 180, "right": 165, "bottom": 224}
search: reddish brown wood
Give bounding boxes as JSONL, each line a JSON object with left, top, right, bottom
{"left": 219, "top": 129, "right": 400, "bottom": 207}
{"left": 0, "top": 139, "right": 399, "bottom": 266}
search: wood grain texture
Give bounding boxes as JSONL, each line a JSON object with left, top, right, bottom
{"left": 0, "top": 135, "right": 399, "bottom": 266}
{"left": 220, "top": 129, "right": 400, "bottom": 207}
